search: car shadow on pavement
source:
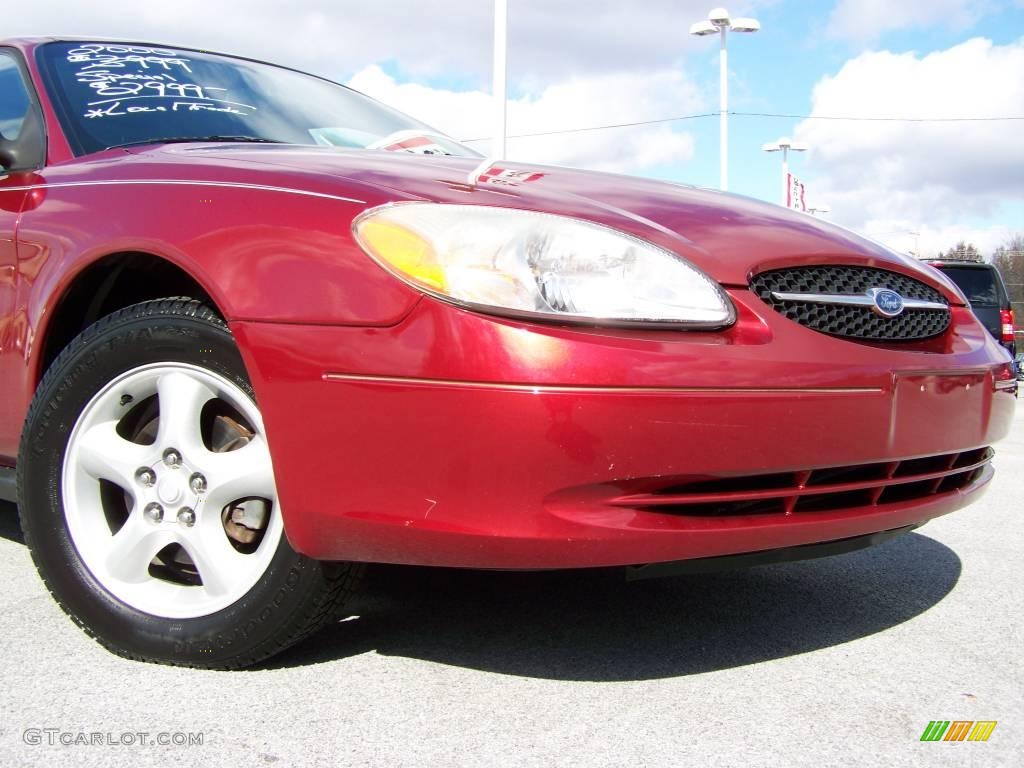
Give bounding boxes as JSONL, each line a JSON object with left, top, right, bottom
{"left": 0, "top": 501, "right": 961, "bottom": 681}
{"left": 269, "top": 531, "right": 961, "bottom": 680}
{"left": 0, "top": 501, "right": 23, "bottom": 544}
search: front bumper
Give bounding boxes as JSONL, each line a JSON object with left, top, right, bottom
{"left": 234, "top": 289, "right": 1016, "bottom": 568}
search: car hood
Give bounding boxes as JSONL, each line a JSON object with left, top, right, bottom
{"left": 147, "top": 144, "right": 959, "bottom": 295}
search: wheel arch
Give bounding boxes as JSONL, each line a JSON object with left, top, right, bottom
{"left": 35, "top": 251, "right": 224, "bottom": 385}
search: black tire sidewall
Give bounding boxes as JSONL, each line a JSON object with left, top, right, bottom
{"left": 19, "top": 304, "right": 324, "bottom": 666}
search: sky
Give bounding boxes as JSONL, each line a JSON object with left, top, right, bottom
{"left": 9, "top": 0, "right": 1024, "bottom": 257}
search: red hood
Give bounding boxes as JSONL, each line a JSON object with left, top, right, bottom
{"left": 129, "top": 145, "right": 958, "bottom": 296}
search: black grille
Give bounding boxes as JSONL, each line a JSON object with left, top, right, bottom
{"left": 611, "top": 447, "right": 993, "bottom": 517}
{"left": 749, "top": 266, "right": 950, "bottom": 341}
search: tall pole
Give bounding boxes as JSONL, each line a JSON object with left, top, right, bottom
{"left": 493, "top": 0, "right": 508, "bottom": 160}
{"left": 780, "top": 145, "right": 788, "bottom": 206}
{"left": 691, "top": 10, "right": 759, "bottom": 192}
{"left": 719, "top": 27, "right": 728, "bottom": 191}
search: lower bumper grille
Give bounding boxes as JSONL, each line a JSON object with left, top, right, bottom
{"left": 612, "top": 448, "right": 993, "bottom": 516}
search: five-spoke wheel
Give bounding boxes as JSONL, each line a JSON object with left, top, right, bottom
{"left": 63, "top": 364, "right": 282, "bottom": 618}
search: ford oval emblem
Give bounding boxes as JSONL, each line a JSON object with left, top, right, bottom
{"left": 868, "top": 287, "right": 905, "bottom": 318}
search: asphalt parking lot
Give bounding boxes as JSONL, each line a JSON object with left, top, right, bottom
{"left": 0, "top": 406, "right": 1021, "bottom": 768}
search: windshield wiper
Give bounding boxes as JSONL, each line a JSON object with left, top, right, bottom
{"left": 106, "top": 136, "right": 286, "bottom": 150}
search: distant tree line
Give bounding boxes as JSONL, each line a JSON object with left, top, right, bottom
{"left": 936, "top": 241, "right": 983, "bottom": 262}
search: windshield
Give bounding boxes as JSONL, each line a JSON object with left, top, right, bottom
{"left": 38, "top": 41, "right": 478, "bottom": 158}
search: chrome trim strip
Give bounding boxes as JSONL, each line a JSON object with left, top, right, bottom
{"left": 994, "top": 378, "right": 1018, "bottom": 391}
{"left": 0, "top": 179, "right": 366, "bottom": 204}
{"left": 322, "top": 372, "right": 884, "bottom": 395}
{"left": 770, "top": 291, "right": 948, "bottom": 311}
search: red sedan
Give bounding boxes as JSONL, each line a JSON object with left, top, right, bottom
{"left": 0, "top": 38, "right": 1015, "bottom": 668}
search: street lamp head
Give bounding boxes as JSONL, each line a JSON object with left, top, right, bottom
{"left": 708, "top": 8, "right": 731, "bottom": 27}
{"left": 764, "top": 137, "right": 809, "bottom": 152}
{"left": 730, "top": 17, "right": 761, "bottom": 33}
{"left": 809, "top": 204, "right": 831, "bottom": 214}
{"left": 694, "top": 8, "right": 760, "bottom": 34}
{"left": 689, "top": 20, "right": 720, "bottom": 36}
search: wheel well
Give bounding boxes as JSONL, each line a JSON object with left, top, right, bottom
{"left": 38, "top": 252, "right": 219, "bottom": 381}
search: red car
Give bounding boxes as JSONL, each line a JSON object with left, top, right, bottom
{"left": 0, "top": 38, "right": 1016, "bottom": 668}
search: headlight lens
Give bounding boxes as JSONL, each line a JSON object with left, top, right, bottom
{"left": 353, "top": 203, "right": 734, "bottom": 327}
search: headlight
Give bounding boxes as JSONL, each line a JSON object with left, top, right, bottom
{"left": 352, "top": 203, "right": 734, "bottom": 328}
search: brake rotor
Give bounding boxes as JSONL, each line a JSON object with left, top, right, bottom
{"left": 207, "top": 414, "right": 269, "bottom": 549}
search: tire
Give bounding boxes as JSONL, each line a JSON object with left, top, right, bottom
{"left": 18, "top": 298, "right": 361, "bottom": 668}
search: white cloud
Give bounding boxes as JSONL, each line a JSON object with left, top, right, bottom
{"left": 349, "top": 66, "right": 700, "bottom": 174}
{"left": 826, "top": 0, "right": 1000, "bottom": 42}
{"left": 794, "top": 38, "right": 1024, "bottom": 253}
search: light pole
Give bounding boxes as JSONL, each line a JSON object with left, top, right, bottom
{"left": 762, "top": 137, "right": 807, "bottom": 206}
{"left": 493, "top": 0, "right": 508, "bottom": 161}
{"left": 469, "top": 0, "right": 508, "bottom": 185}
{"left": 690, "top": 8, "right": 760, "bottom": 192}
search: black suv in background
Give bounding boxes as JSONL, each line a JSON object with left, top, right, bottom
{"left": 927, "top": 260, "right": 1017, "bottom": 362}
